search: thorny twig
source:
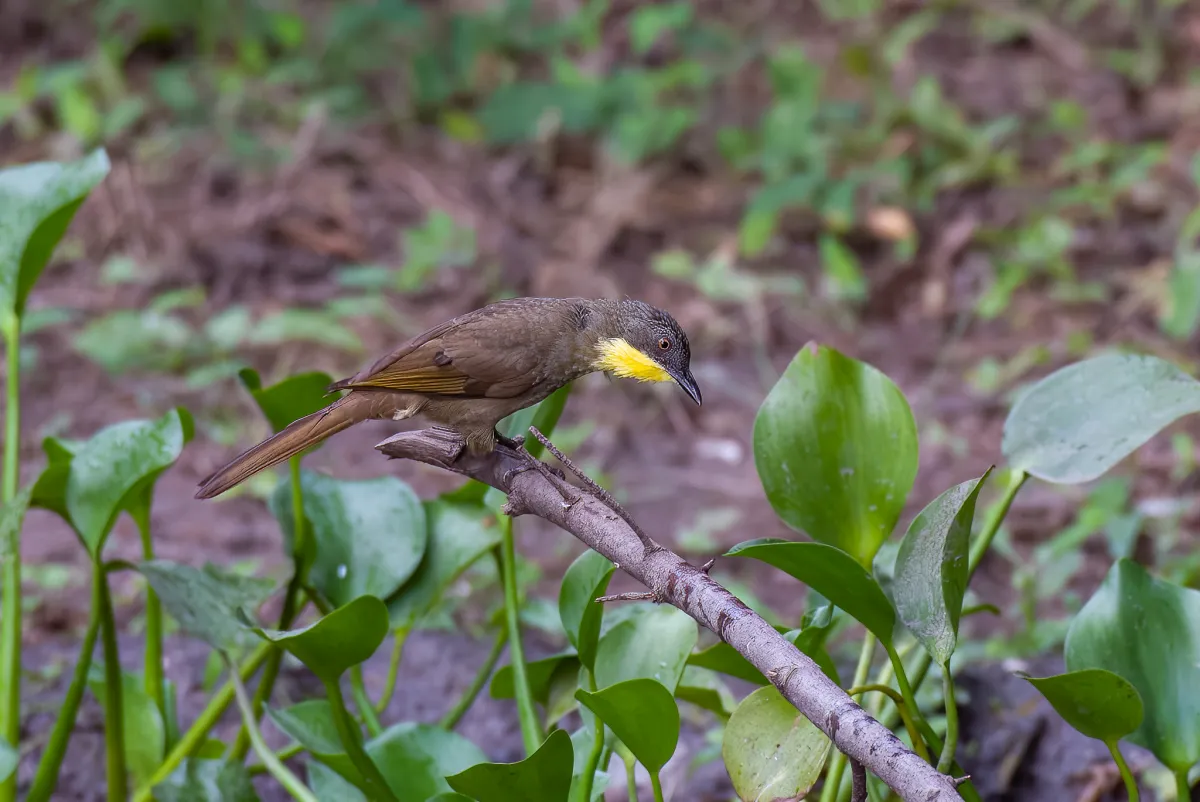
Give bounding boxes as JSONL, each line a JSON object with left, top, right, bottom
{"left": 375, "top": 426, "right": 963, "bottom": 802}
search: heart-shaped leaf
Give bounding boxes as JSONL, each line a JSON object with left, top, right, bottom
{"left": 1025, "top": 668, "right": 1143, "bottom": 744}
{"left": 1003, "top": 353, "right": 1200, "bottom": 484}
{"left": 367, "top": 722, "right": 487, "bottom": 801}
{"left": 151, "top": 758, "right": 260, "bottom": 802}
{"left": 1065, "top": 559, "right": 1200, "bottom": 771}
{"left": 727, "top": 539, "right": 896, "bottom": 646}
{"left": 893, "top": 470, "right": 991, "bottom": 665}
{"left": 87, "top": 667, "right": 165, "bottom": 786}
{"left": 722, "top": 685, "right": 831, "bottom": 802}
{"left": 138, "top": 560, "right": 273, "bottom": 652}
{"left": 271, "top": 471, "right": 426, "bottom": 608}
{"left": 238, "top": 369, "right": 335, "bottom": 434}
{"left": 688, "top": 625, "right": 840, "bottom": 686}
{"left": 388, "top": 498, "right": 501, "bottom": 629}
{"left": 594, "top": 604, "right": 697, "bottom": 693}
{"left": 558, "top": 549, "right": 615, "bottom": 671}
{"left": 0, "top": 149, "right": 111, "bottom": 319}
{"left": 753, "top": 344, "right": 918, "bottom": 565}
{"left": 253, "top": 595, "right": 389, "bottom": 683}
{"left": 490, "top": 650, "right": 579, "bottom": 704}
{"left": 577, "top": 679, "right": 679, "bottom": 773}
{"left": 65, "top": 408, "right": 194, "bottom": 558}
{"left": 446, "top": 728, "right": 572, "bottom": 802}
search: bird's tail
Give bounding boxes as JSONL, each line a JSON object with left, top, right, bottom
{"left": 195, "top": 393, "right": 372, "bottom": 499}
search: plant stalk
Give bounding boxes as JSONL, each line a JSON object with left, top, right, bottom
{"left": 936, "top": 667, "right": 959, "bottom": 773}
{"left": 132, "top": 641, "right": 272, "bottom": 802}
{"left": 1174, "top": 767, "right": 1189, "bottom": 802}
{"left": 323, "top": 678, "right": 399, "bottom": 802}
{"left": 650, "top": 772, "right": 664, "bottom": 802}
{"left": 497, "top": 520, "right": 543, "bottom": 755}
{"left": 1105, "top": 741, "right": 1138, "bottom": 802}
{"left": 967, "top": 469, "right": 1028, "bottom": 576}
{"left": 845, "top": 684, "right": 929, "bottom": 763}
{"left": 95, "top": 558, "right": 128, "bottom": 802}
{"left": 572, "top": 672, "right": 605, "bottom": 802}
{"left": 131, "top": 505, "right": 165, "bottom": 717}
{"left": 623, "top": 749, "right": 639, "bottom": 802}
{"left": 0, "top": 320, "right": 20, "bottom": 802}
{"left": 26, "top": 584, "right": 101, "bottom": 802}
{"left": 821, "top": 632, "right": 877, "bottom": 802}
{"left": 350, "top": 665, "right": 383, "bottom": 737}
{"left": 229, "top": 656, "right": 318, "bottom": 802}
{"left": 440, "top": 627, "right": 507, "bottom": 730}
{"left": 374, "top": 627, "right": 410, "bottom": 715}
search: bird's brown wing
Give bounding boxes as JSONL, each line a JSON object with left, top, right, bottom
{"left": 332, "top": 299, "right": 569, "bottom": 398}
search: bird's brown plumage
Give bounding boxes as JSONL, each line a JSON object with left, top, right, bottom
{"left": 194, "top": 297, "right": 698, "bottom": 499}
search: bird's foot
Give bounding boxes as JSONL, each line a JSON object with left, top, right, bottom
{"left": 499, "top": 436, "right": 580, "bottom": 509}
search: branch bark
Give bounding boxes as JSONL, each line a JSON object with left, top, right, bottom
{"left": 377, "top": 428, "right": 963, "bottom": 802}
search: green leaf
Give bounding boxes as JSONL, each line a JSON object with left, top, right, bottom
{"left": 65, "top": 407, "right": 193, "bottom": 557}
{"left": 238, "top": 369, "right": 334, "bottom": 434}
{"left": 490, "top": 650, "right": 579, "bottom": 704}
{"left": 722, "top": 685, "right": 831, "bottom": 801}
{"left": 271, "top": 471, "right": 427, "bottom": 608}
{"left": 1025, "top": 668, "right": 1143, "bottom": 744}
{"left": 687, "top": 625, "right": 839, "bottom": 686}
{"left": 0, "top": 737, "right": 15, "bottom": 783}
{"left": 558, "top": 549, "right": 615, "bottom": 671}
{"left": 629, "top": 2, "right": 693, "bottom": 54}
{"left": 727, "top": 539, "right": 896, "bottom": 646}
{"left": 388, "top": 499, "right": 501, "bottom": 629}
{"left": 675, "top": 666, "right": 737, "bottom": 718}
{"left": 594, "top": 604, "right": 697, "bottom": 692}
{"left": 1065, "top": 558, "right": 1200, "bottom": 771}
{"left": 268, "top": 700, "right": 363, "bottom": 791}
{"left": 87, "top": 667, "right": 164, "bottom": 786}
{"left": 1003, "top": 353, "right": 1200, "bottom": 484}
{"left": 753, "top": 344, "right": 918, "bottom": 565}
{"left": 446, "top": 728, "right": 572, "bottom": 802}
{"left": 368, "top": 722, "right": 487, "bottom": 801}
{"left": 151, "top": 758, "right": 260, "bottom": 802}
{"left": 138, "top": 560, "right": 273, "bottom": 651}
{"left": 577, "top": 679, "right": 679, "bottom": 773}
{"left": 0, "top": 149, "right": 111, "bottom": 318}
{"left": 892, "top": 470, "right": 991, "bottom": 665}
{"left": 253, "top": 595, "right": 389, "bottom": 682}
{"left": 307, "top": 761, "right": 366, "bottom": 802}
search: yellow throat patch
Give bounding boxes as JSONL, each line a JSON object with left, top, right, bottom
{"left": 593, "top": 338, "right": 673, "bottom": 383}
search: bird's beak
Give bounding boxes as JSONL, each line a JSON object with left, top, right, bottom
{"left": 671, "top": 369, "right": 703, "bottom": 406}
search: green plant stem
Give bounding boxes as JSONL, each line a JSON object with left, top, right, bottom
{"left": 821, "top": 632, "right": 877, "bottom": 802}
{"left": 350, "top": 665, "right": 383, "bottom": 737}
{"left": 936, "top": 668, "right": 959, "bottom": 773}
{"left": 496, "top": 520, "right": 543, "bottom": 755}
{"left": 375, "top": 627, "right": 410, "bottom": 715}
{"left": 229, "top": 656, "right": 318, "bottom": 802}
{"left": 323, "top": 678, "right": 399, "bottom": 802}
{"left": 1174, "top": 767, "right": 1189, "bottom": 802}
{"left": 0, "top": 320, "right": 20, "bottom": 802}
{"left": 1104, "top": 741, "right": 1138, "bottom": 802}
{"left": 95, "top": 558, "right": 127, "bottom": 802}
{"left": 910, "top": 719, "right": 982, "bottom": 802}
{"left": 967, "top": 469, "right": 1028, "bottom": 576}
{"left": 26, "top": 581, "right": 101, "bottom": 802}
{"left": 132, "top": 642, "right": 272, "bottom": 802}
{"left": 247, "top": 742, "right": 306, "bottom": 775}
{"left": 846, "top": 684, "right": 928, "bottom": 763}
{"left": 649, "top": 772, "right": 664, "bottom": 802}
{"left": 573, "top": 672, "right": 605, "bottom": 802}
{"left": 440, "top": 627, "right": 507, "bottom": 730}
{"left": 623, "top": 749, "right": 639, "bottom": 802}
{"left": 882, "top": 642, "right": 930, "bottom": 752}
{"left": 131, "top": 506, "right": 165, "bottom": 717}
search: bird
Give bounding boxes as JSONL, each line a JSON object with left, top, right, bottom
{"left": 194, "top": 296, "right": 702, "bottom": 500}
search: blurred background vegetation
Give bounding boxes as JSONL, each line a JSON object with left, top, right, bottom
{"left": 4, "top": 0, "right": 1200, "bottom": 797}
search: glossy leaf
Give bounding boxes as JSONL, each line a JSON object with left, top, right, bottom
{"left": 727, "top": 539, "right": 896, "bottom": 646}
{"left": 307, "top": 761, "right": 366, "bottom": 802}
{"left": 675, "top": 666, "right": 737, "bottom": 719}
{"left": 65, "top": 408, "right": 193, "bottom": 557}
{"left": 1025, "top": 669, "right": 1143, "bottom": 743}
{"left": 722, "top": 685, "right": 831, "bottom": 801}
{"left": 268, "top": 700, "right": 362, "bottom": 790}
{"left": 0, "top": 149, "right": 111, "bottom": 317}
{"left": 688, "top": 626, "right": 840, "bottom": 687}
{"left": 490, "top": 650, "right": 579, "bottom": 704}
{"left": 558, "top": 549, "right": 615, "bottom": 671}
{"left": 893, "top": 470, "right": 991, "bottom": 665}
{"left": 138, "top": 560, "right": 273, "bottom": 651}
{"left": 87, "top": 667, "right": 165, "bottom": 785}
{"left": 367, "top": 722, "right": 487, "bottom": 801}
{"left": 253, "top": 594, "right": 389, "bottom": 682}
{"left": 577, "top": 679, "right": 679, "bottom": 773}
{"left": 388, "top": 498, "right": 501, "bottom": 629}
{"left": 753, "top": 344, "right": 918, "bottom": 564}
{"left": 0, "top": 738, "right": 14, "bottom": 783}
{"left": 446, "top": 728, "right": 572, "bottom": 802}
{"left": 238, "top": 368, "right": 334, "bottom": 434}
{"left": 594, "top": 604, "right": 697, "bottom": 692}
{"left": 1065, "top": 559, "right": 1200, "bottom": 771}
{"left": 151, "top": 758, "right": 260, "bottom": 802}
{"left": 271, "top": 471, "right": 426, "bottom": 608}
{"left": 1003, "top": 353, "right": 1200, "bottom": 484}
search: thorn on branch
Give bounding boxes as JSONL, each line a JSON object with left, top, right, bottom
{"left": 595, "top": 591, "right": 660, "bottom": 604}
{"left": 700, "top": 558, "right": 715, "bottom": 574}
{"left": 951, "top": 775, "right": 972, "bottom": 787}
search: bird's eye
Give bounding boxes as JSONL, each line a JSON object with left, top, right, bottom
{"left": 658, "top": 338, "right": 671, "bottom": 350}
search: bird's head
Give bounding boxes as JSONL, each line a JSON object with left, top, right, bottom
{"left": 591, "top": 301, "right": 702, "bottom": 406}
